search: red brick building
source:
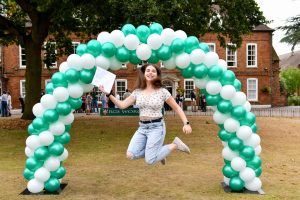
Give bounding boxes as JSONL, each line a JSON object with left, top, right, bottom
{"left": 0, "top": 25, "right": 287, "bottom": 109}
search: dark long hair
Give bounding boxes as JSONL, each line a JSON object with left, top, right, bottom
{"left": 135, "top": 63, "right": 162, "bottom": 89}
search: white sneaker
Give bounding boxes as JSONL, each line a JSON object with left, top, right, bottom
{"left": 173, "top": 137, "right": 191, "bottom": 154}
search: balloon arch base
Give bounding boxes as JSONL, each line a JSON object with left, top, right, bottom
{"left": 221, "top": 182, "right": 265, "bottom": 195}
{"left": 20, "top": 183, "right": 67, "bottom": 195}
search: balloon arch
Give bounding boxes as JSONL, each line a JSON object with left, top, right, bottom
{"left": 24, "top": 23, "right": 263, "bottom": 194}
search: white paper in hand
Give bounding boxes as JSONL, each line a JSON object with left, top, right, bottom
{"left": 91, "top": 67, "right": 116, "bottom": 93}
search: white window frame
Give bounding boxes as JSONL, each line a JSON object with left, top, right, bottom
{"left": 19, "top": 45, "right": 26, "bottom": 68}
{"left": 115, "top": 79, "right": 127, "bottom": 100}
{"left": 72, "top": 41, "right": 80, "bottom": 54}
{"left": 184, "top": 79, "right": 195, "bottom": 100}
{"left": 20, "top": 80, "right": 26, "bottom": 98}
{"left": 121, "top": 63, "right": 127, "bottom": 69}
{"left": 207, "top": 43, "right": 216, "bottom": 52}
{"left": 246, "top": 43, "right": 257, "bottom": 68}
{"left": 226, "top": 43, "right": 237, "bottom": 68}
{"left": 0, "top": 80, "right": 2, "bottom": 95}
{"left": 43, "top": 42, "right": 57, "bottom": 68}
{"left": 247, "top": 78, "right": 258, "bottom": 101}
{"left": 160, "top": 62, "right": 165, "bottom": 68}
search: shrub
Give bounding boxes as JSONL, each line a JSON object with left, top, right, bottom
{"left": 288, "top": 96, "right": 300, "bottom": 106}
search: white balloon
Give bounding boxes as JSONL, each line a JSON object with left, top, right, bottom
{"left": 255, "top": 145, "right": 262, "bottom": 155}
{"left": 53, "top": 87, "right": 69, "bottom": 102}
{"left": 147, "top": 34, "right": 163, "bottom": 50}
{"left": 243, "top": 101, "right": 252, "bottom": 112}
{"left": 59, "top": 62, "right": 69, "bottom": 73}
{"left": 44, "top": 156, "right": 60, "bottom": 171}
{"left": 26, "top": 135, "right": 41, "bottom": 150}
{"left": 203, "top": 52, "right": 219, "bottom": 67}
{"left": 206, "top": 80, "right": 222, "bottom": 95}
{"left": 59, "top": 113, "right": 74, "bottom": 125}
{"left": 237, "top": 125, "right": 253, "bottom": 140}
{"left": 244, "top": 134, "right": 261, "bottom": 147}
{"left": 218, "top": 59, "right": 227, "bottom": 71}
{"left": 222, "top": 146, "right": 238, "bottom": 161}
{"left": 194, "top": 77, "right": 209, "bottom": 89}
{"left": 124, "top": 34, "right": 140, "bottom": 50}
{"left": 49, "top": 121, "right": 65, "bottom": 136}
{"left": 109, "top": 56, "right": 123, "bottom": 71}
{"left": 221, "top": 141, "right": 228, "bottom": 147}
{"left": 190, "top": 49, "right": 205, "bottom": 65}
{"left": 110, "top": 30, "right": 125, "bottom": 47}
{"left": 68, "top": 84, "right": 83, "bottom": 99}
{"left": 136, "top": 44, "right": 152, "bottom": 61}
{"left": 25, "top": 146, "right": 34, "bottom": 157}
{"left": 239, "top": 167, "right": 256, "bottom": 183}
{"left": 175, "top": 53, "right": 190, "bottom": 69}
{"left": 174, "top": 30, "right": 187, "bottom": 40}
{"left": 223, "top": 176, "right": 230, "bottom": 186}
{"left": 27, "top": 179, "right": 44, "bottom": 193}
{"left": 231, "top": 157, "right": 246, "bottom": 171}
{"left": 58, "top": 148, "right": 69, "bottom": 161}
{"left": 213, "top": 110, "right": 231, "bottom": 124}
{"left": 224, "top": 118, "right": 240, "bottom": 133}
{"left": 81, "top": 53, "right": 95, "bottom": 69}
{"left": 220, "top": 85, "right": 236, "bottom": 100}
{"left": 161, "top": 28, "right": 175, "bottom": 46}
{"left": 95, "top": 55, "right": 110, "bottom": 70}
{"left": 245, "top": 177, "right": 262, "bottom": 191}
{"left": 231, "top": 92, "right": 247, "bottom": 106}
{"left": 67, "top": 54, "right": 82, "bottom": 71}
{"left": 162, "top": 57, "right": 176, "bottom": 69}
{"left": 40, "top": 94, "right": 57, "bottom": 109}
{"left": 32, "top": 103, "right": 45, "bottom": 117}
{"left": 34, "top": 167, "right": 50, "bottom": 182}
{"left": 38, "top": 131, "right": 54, "bottom": 146}
{"left": 97, "top": 31, "right": 112, "bottom": 44}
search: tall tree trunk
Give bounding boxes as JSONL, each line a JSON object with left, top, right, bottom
{"left": 21, "top": 39, "right": 42, "bottom": 120}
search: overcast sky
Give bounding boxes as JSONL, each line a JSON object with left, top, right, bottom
{"left": 255, "top": 0, "right": 300, "bottom": 55}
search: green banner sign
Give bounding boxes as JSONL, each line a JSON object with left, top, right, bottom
{"left": 100, "top": 108, "right": 140, "bottom": 116}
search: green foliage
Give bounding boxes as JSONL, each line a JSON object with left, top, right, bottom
{"left": 278, "top": 15, "right": 300, "bottom": 52}
{"left": 280, "top": 68, "right": 300, "bottom": 96}
{"left": 288, "top": 96, "right": 300, "bottom": 106}
{"left": 261, "top": 86, "right": 271, "bottom": 94}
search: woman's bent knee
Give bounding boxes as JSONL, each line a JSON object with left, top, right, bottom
{"left": 126, "top": 152, "right": 134, "bottom": 160}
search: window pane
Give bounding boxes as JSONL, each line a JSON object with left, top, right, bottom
{"left": 116, "top": 80, "right": 126, "bottom": 100}
{"left": 247, "top": 44, "right": 256, "bottom": 66}
{"left": 185, "top": 80, "right": 194, "bottom": 99}
{"left": 247, "top": 79, "right": 257, "bottom": 100}
{"left": 72, "top": 42, "right": 80, "bottom": 54}
{"left": 21, "top": 46, "right": 26, "bottom": 66}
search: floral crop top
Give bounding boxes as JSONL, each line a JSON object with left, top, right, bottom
{"left": 131, "top": 88, "right": 171, "bottom": 118}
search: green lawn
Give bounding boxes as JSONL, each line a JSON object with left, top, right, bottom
{"left": 0, "top": 115, "right": 299, "bottom": 200}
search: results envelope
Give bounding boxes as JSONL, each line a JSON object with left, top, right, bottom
{"left": 91, "top": 67, "right": 116, "bottom": 94}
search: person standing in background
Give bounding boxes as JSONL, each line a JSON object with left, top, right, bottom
{"left": 100, "top": 92, "right": 107, "bottom": 108}
{"left": 7, "top": 92, "right": 12, "bottom": 116}
{"left": 91, "top": 88, "right": 99, "bottom": 113}
{"left": 1, "top": 91, "right": 8, "bottom": 117}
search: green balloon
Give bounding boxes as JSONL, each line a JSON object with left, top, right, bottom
{"left": 87, "top": 40, "right": 102, "bottom": 57}
{"left": 218, "top": 124, "right": 224, "bottom": 129}
{"left": 233, "top": 79, "right": 242, "bottom": 91}
{"left": 76, "top": 44, "right": 87, "bottom": 56}
{"left": 224, "top": 159, "right": 231, "bottom": 165}
{"left": 116, "top": 47, "right": 130, "bottom": 62}
{"left": 65, "top": 68, "right": 80, "bottom": 83}
{"left": 51, "top": 166, "right": 66, "bottom": 179}
{"left": 200, "top": 89, "right": 207, "bottom": 95}
{"left": 28, "top": 124, "right": 38, "bottom": 135}
{"left": 231, "top": 106, "right": 246, "bottom": 120}
{"left": 129, "top": 51, "right": 141, "bottom": 65}
{"left": 68, "top": 97, "right": 82, "bottom": 109}
{"left": 247, "top": 156, "right": 262, "bottom": 169}
{"left": 136, "top": 25, "right": 150, "bottom": 43}
{"left": 240, "top": 112, "right": 256, "bottom": 126}
{"left": 206, "top": 94, "right": 221, "bottom": 106}
{"left": 255, "top": 167, "right": 262, "bottom": 177}
{"left": 25, "top": 157, "right": 43, "bottom": 171}
{"left": 44, "top": 177, "right": 60, "bottom": 192}
{"left": 208, "top": 65, "right": 223, "bottom": 80}
{"left": 32, "top": 117, "right": 49, "bottom": 131}
{"left": 217, "top": 100, "right": 233, "bottom": 113}
{"left": 56, "top": 102, "right": 72, "bottom": 116}
{"left": 65, "top": 124, "right": 71, "bottom": 132}
{"left": 102, "top": 42, "right": 116, "bottom": 58}
{"left": 80, "top": 69, "right": 95, "bottom": 84}
{"left": 121, "top": 24, "right": 136, "bottom": 36}
{"left": 199, "top": 42, "right": 210, "bottom": 53}
{"left": 43, "top": 109, "right": 59, "bottom": 123}
{"left": 240, "top": 146, "right": 255, "bottom": 160}
{"left": 251, "top": 123, "right": 258, "bottom": 133}
{"left": 229, "top": 176, "right": 245, "bottom": 191}
{"left": 48, "top": 142, "right": 64, "bottom": 156}
{"left": 171, "top": 38, "right": 185, "bottom": 54}
{"left": 156, "top": 45, "right": 172, "bottom": 61}
{"left": 228, "top": 137, "right": 243, "bottom": 151}
{"left": 149, "top": 23, "right": 163, "bottom": 34}
{"left": 193, "top": 64, "right": 208, "bottom": 79}
{"left": 23, "top": 168, "right": 34, "bottom": 180}
{"left": 45, "top": 82, "right": 54, "bottom": 94}
{"left": 181, "top": 66, "right": 193, "bottom": 78}
{"left": 34, "top": 146, "right": 49, "bottom": 161}
{"left": 52, "top": 72, "right": 67, "bottom": 86}
{"left": 220, "top": 70, "right": 236, "bottom": 85}
{"left": 55, "top": 132, "right": 71, "bottom": 144}
{"left": 218, "top": 129, "right": 236, "bottom": 141}
{"left": 185, "top": 36, "right": 199, "bottom": 50}
{"left": 222, "top": 164, "right": 239, "bottom": 178}
{"left": 147, "top": 51, "right": 159, "bottom": 64}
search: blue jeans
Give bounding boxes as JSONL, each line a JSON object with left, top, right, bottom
{"left": 1, "top": 101, "right": 8, "bottom": 117}
{"left": 127, "top": 120, "right": 171, "bottom": 165}
{"left": 92, "top": 99, "right": 98, "bottom": 112}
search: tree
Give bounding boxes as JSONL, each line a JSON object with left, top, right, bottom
{"left": 278, "top": 15, "right": 300, "bottom": 53}
{"left": 280, "top": 68, "right": 300, "bottom": 96}
{"left": 0, "top": 0, "right": 266, "bottom": 119}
